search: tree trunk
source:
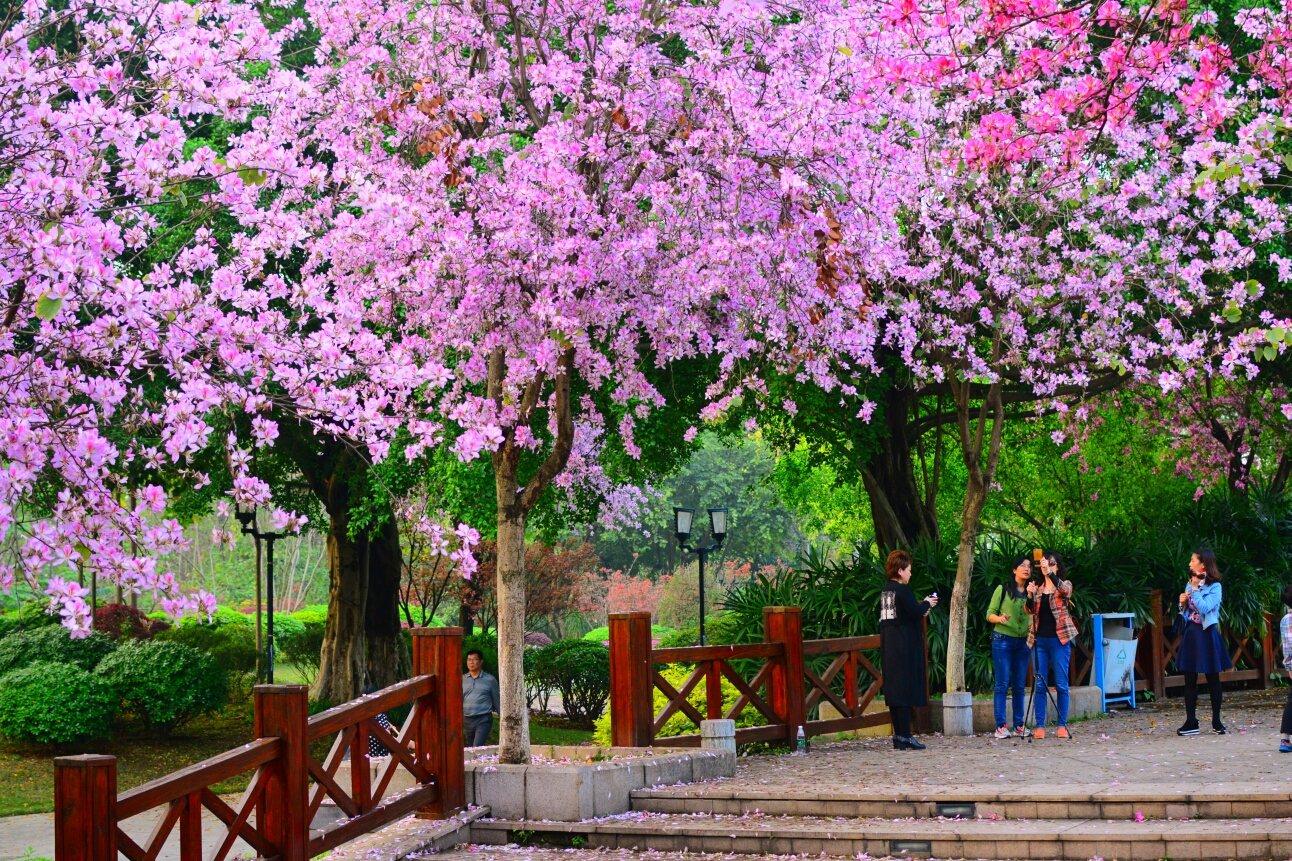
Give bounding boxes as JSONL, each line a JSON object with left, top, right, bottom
{"left": 862, "top": 387, "right": 940, "bottom": 550}
{"left": 489, "top": 346, "right": 577, "bottom": 764}
{"left": 943, "top": 365, "right": 1005, "bottom": 694}
{"left": 494, "top": 510, "right": 530, "bottom": 762}
{"left": 1273, "top": 450, "right": 1292, "bottom": 495}
{"left": 946, "top": 477, "right": 987, "bottom": 693}
{"left": 312, "top": 469, "right": 369, "bottom": 705}
{"left": 366, "top": 516, "right": 409, "bottom": 689}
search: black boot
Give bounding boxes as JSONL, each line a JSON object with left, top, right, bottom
{"left": 1177, "top": 719, "right": 1199, "bottom": 736}
{"left": 902, "top": 736, "right": 926, "bottom": 750}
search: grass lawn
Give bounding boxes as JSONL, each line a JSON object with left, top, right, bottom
{"left": 0, "top": 706, "right": 594, "bottom": 817}
{"left": 0, "top": 701, "right": 257, "bottom": 817}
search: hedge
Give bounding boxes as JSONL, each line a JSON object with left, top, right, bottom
{"left": 95, "top": 640, "right": 228, "bottom": 734}
{"left": 0, "top": 626, "right": 117, "bottom": 676}
{"left": 0, "top": 662, "right": 117, "bottom": 743}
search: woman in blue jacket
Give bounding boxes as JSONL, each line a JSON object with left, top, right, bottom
{"left": 1176, "top": 548, "right": 1232, "bottom": 736}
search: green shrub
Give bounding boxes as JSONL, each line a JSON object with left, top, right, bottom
{"left": 277, "top": 614, "right": 324, "bottom": 684}
{"left": 157, "top": 621, "right": 257, "bottom": 682}
{"left": 0, "top": 662, "right": 116, "bottom": 743}
{"left": 95, "top": 640, "right": 228, "bottom": 733}
{"left": 0, "top": 626, "right": 117, "bottom": 676}
{"left": 582, "top": 624, "right": 673, "bottom": 644}
{"left": 528, "top": 640, "right": 610, "bottom": 728}
{"left": 291, "top": 605, "right": 329, "bottom": 625}
{"left": 462, "top": 632, "right": 498, "bottom": 675}
{"left": 0, "top": 603, "right": 60, "bottom": 641}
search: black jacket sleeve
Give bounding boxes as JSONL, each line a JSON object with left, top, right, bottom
{"left": 896, "top": 583, "right": 930, "bottom": 621}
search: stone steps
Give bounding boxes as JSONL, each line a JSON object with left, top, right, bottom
{"left": 470, "top": 813, "right": 1292, "bottom": 860}
{"left": 631, "top": 786, "right": 1292, "bottom": 820}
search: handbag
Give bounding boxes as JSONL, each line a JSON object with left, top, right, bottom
{"left": 1171, "top": 612, "right": 1187, "bottom": 639}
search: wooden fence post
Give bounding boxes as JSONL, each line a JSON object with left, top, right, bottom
{"left": 1262, "top": 611, "right": 1276, "bottom": 689}
{"left": 609, "top": 612, "right": 654, "bottom": 747}
{"left": 412, "top": 626, "right": 465, "bottom": 818}
{"left": 255, "top": 684, "right": 309, "bottom": 861}
{"left": 763, "top": 606, "right": 805, "bottom": 745}
{"left": 54, "top": 754, "right": 116, "bottom": 861}
{"left": 1149, "top": 590, "right": 1166, "bottom": 701}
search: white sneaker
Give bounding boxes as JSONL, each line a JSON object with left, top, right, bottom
{"left": 1013, "top": 726, "right": 1027, "bottom": 738}
{"left": 994, "top": 726, "right": 1011, "bottom": 739}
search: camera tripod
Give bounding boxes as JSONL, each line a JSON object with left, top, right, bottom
{"left": 1022, "top": 642, "right": 1071, "bottom": 741}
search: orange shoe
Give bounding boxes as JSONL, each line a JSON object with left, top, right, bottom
{"left": 1033, "top": 727, "right": 1046, "bottom": 739}
{"left": 1056, "top": 726, "right": 1070, "bottom": 739}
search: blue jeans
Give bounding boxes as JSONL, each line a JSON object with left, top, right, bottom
{"left": 1033, "top": 637, "right": 1071, "bottom": 727}
{"left": 992, "top": 633, "right": 1030, "bottom": 729}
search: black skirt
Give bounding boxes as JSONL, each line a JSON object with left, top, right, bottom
{"left": 880, "top": 624, "right": 929, "bottom": 708}
{"left": 1175, "top": 622, "right": 1233, "bottom": 674}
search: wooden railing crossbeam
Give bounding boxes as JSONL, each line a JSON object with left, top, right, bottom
{"left": 652, "top": 666, "right": 708, "bottom": 734}
{"left": 116, "top": 739, "right": 281, "bottom": 820}
{"left": 306, "top": 725, "right": 358, "bottom": 821}
{"left": 116, "top": 828, "right": 147, "bottom": 861}
{"left": 803, "top": 663, "right": 853, "bottom": 718}
{"left": 718, "top": 661, "right": 781, "bottom": 725}
{"left": 368, "top": 710, "right": 431, "bottom": 801}
{"left": 306, "top": 676, "right": 434, "bottom": 741}
{"left": 200, "top": 778, "right": 277, "bottom": 861}
{"left": 140, "top": 797, "right": 184, "bottom": 861}
{"left": 721, "top": 661, "right": 776, "bottom": 725}
{"left": 802, "top": 635, "right": 879, "bottom": 655}
{"left": 652, "top": 643, "right": 783, "bottom": 663}
{"left": 802, "top": 651, "right": 850, "bottom": 713}
{"left": 308, "top": 783, "right": 437, "bottom": 856}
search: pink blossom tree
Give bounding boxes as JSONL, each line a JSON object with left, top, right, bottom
{"left": 288, "top": 0, "right": 837, "bottom": 760}
{"left": 706, "top": 0, "right": 1292, "bottom": 693}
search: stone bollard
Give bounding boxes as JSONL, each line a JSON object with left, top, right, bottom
{"left": 699, "top": 719, "right": 737, "bottom": 752}
{"left": 942, "top": 691, "right": 974, "bottom": 736}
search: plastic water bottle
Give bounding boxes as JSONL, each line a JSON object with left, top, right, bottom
{"left": 795, "top": 726, "right": 807, "bottom": 755}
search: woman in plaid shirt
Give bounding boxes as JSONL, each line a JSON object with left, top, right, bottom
{"left": 1026, "top": 551, "right": 1076, "bottom": 739}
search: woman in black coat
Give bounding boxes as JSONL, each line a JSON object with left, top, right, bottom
{"left": 880, "top": 549, "right": 938, "bottom": 750}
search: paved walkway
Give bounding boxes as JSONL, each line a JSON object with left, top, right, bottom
{"left": 657, "top": 692, "right": 1292, "bottom": 797}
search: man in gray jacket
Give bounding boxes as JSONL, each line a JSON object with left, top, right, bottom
{"left": 463, "top": 648, "right": 500, "bottom": 747}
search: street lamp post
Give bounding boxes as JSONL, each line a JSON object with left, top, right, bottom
{"left": 674, "top": 507, "right": 729, "bottom": 646}
{"left": 234, "top": 504, "right": 285, "bottom": 683}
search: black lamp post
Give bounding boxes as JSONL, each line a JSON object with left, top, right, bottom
{"left": 674, "top": 507, "right": 728, "bottom": 646}
{"left": 234, "top": 503, "right": 284, "bottom": 683}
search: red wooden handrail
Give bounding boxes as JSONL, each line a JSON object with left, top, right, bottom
{"left": 116, "top": 738, "right": 281, "bottom": 820}
{"left": 610, "top": 607, "right": 898, "bottom": 748}
{"left": 803, "top": 634, "right": 880, "bottom": 655}
{"left": 53, "top": 626, "right": 466, "bottom": 861}
{"left": 307, "top": 676, "right": 435, "bottom": 740}
{"left": 651, "top": 643, "right": 784, "bottom": 663}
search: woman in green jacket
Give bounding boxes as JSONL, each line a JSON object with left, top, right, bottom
{"left": 988, "top": 555, "right": 1034, "bottom": 739}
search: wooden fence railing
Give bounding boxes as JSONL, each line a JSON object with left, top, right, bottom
{"left": 609, "top": 606, "right": 929, "bottom": 747}
{"left": 54, "top": 627, "right": 465, "bottom": 861}
{"left": 1059, "top": 590, "right": 1280, "bottom": 699}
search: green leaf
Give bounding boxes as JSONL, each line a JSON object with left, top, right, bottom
{"left": 837, "top": 45, "right": 853, "bottom": 56}
{"left": 1269, "top": 327, "right": 1286, "bottom": 345}
{"left": 1283, "top": 154, "right": 1292, "bottom": 172}
{"left": 1247, "top": 279, "right": 1262, "bottom": 296}
{"left": 34, "top": 294, "right": 62, "bottom": 321}
{"left": 1264, "top": 344, "right": 1279, "bottom": 361}
{"left": 237, "top": 167, "right": 267, "bottom": 186}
